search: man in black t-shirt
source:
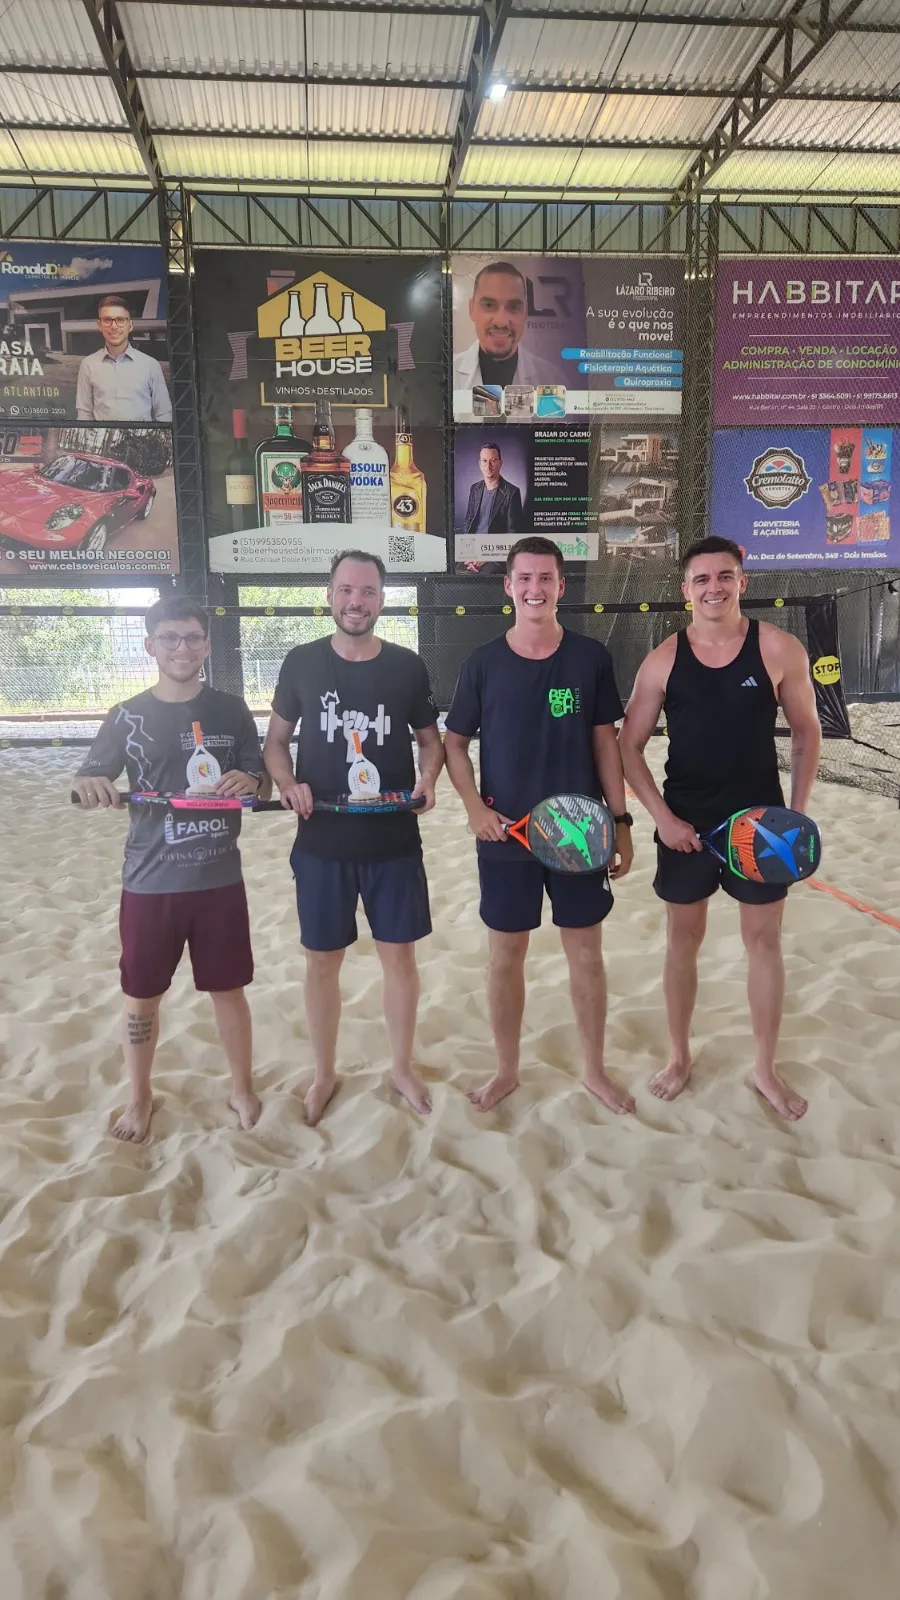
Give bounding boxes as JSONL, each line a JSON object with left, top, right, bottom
{"left": 445, "top": 536, "right": 635, "bottom": 1114}
{"left": 72, "top": 597, "right": 268, "bottom": 1143}
{"left": 264, "top": 550, "right": 444, "bottom": 1126}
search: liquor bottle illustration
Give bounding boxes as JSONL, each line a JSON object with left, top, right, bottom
{"left": 255, "top": 405, "right": 312, "bottom": 527}
{"left": 304, "top": 282, "right": 340, "bottom": 335}
{"left": 225, "top": 409, "right": 256, "bottom": 531}
{"left": 390, "top": 405, "right": 426, "bottom": 532}
{"left": 338, "top": 291, "right": 363, "bottom": 333}
{"left": 279, "top": 290, "right": 305, "bottom": 337}
{"left": 343, "top": 408, "right": 390, "bottom": 524}
{"left": 301, "top": 399, "right": 351, "bottom": 523}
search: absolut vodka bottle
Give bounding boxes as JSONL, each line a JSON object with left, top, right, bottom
{"left": 342, "top": 408, "right": 390, "bottom": 524}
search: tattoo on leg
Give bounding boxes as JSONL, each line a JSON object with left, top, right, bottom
{"left": 127, "top": 1013, "right": 154, "bottom": 1047}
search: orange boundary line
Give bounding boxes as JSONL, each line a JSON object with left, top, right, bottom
{"left": 807, "top": 877, "right": 900, "bottom": 933}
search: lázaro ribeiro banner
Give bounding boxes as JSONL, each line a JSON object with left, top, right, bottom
{"left": 714, "top": 257, "right": 900, "bottom": 426}
{"left": 452, "top": 255, "right": 684, "bottom": 423}
{"left": 0, "top": 242, "right": 170, "bottom": 424}
{"left": 0, "top": 423, "right": 177, "bottom": 577}
{"left": 453, "top": 418, "right": 680, "bottom": 572}
{"left": 193, "top": 252, "right": 447, "bottom": 574}
{"left": 711, "top": 426, "right": 899, "bottom": 569}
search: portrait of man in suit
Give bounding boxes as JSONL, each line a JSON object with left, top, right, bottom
{"left": 464, "top": 444, "right": 525, "bottom": 536}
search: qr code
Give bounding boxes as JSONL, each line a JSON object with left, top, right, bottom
{"left": 388, "top": 534, "right": 415, "bottom": 564}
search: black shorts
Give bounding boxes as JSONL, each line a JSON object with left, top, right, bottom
{"left": 653, "top": 836, "right": 788, "bottom": 907}
{"left": 478, "top": 856, "right": 613, "bottom": 933}
{"left": 292, "top": 848, "right": 432, "bottom": 952}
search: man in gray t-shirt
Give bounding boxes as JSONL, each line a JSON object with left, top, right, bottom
{"left": 73, "top": 598, "right": 267, "bottom": 1144}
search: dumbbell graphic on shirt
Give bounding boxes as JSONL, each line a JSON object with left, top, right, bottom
{"left": 319, "top": 693, "right": 392, "bottom": 796}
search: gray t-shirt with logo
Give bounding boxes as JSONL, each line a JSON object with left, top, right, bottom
{"left": 76, "top": 687, "right": 265, "bottom": 893}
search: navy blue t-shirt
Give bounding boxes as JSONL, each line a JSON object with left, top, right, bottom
{"left": 445, "top": 628, "right": 624, "bottom": 861}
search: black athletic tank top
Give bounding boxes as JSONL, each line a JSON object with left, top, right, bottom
{"left": 662, "top": 619, "right": 784, "bottom": 830}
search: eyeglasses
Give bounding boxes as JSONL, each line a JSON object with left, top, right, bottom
{"left": 153, "top": 631, "right": 207, "bottom": 651}
{"left": 99, "top": 316, "right": 130, "bottom": 326}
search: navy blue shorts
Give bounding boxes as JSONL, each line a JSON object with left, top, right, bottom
{"left": 478, "top": 856, "right": 613, "bottom": 934}
{"left": 653, "top": 836, "right": 788, "bottom": 906}
{"left": 292, "top": 848, "right": 432, "bottom": 952}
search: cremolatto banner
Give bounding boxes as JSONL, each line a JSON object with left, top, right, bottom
{"left": 714, "top": 257, "right": 900, "bottom": 426}
{"left": 711, "top": 426, "right": 899, "bottom": 569}
{"left": 0, "top": 423, "right": 177, "bottom": 577}
{"left": 193, "top": 251, "right": 446, "bottom": 575}
{"left": 452, "top": 255, "right": 684, "bottom": 423}
{"left": 453, "top": 417, "right": 679, "bottom": 572}
{"left": 0, "top": 243, "right": 170, "bottom": 424}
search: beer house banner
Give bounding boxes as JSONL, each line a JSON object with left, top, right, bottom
{"left": 714, "top": 257, "right": 900, "bottom": 427}
{"left": 0, "top": 242, "right": 171, "bottom": 425}
{"left": 452, "top": 417, "right": 680, "bottom": 572}
{"left": 0, "top": 423, "right": 177, "bottom": 578}
{"left": 451, "top": 254, "right": 685, "bottom": 425}
{"left": 711, "top": 426, "right": 900, "bottom": 569}
{"left": 193, "top": 251, "right": 447, "bottom": 575}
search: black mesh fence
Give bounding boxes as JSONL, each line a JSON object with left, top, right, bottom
{"left": 2, "top": 569, "right": 899, "bottom": 799}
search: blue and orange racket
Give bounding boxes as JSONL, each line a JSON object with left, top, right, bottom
{"left": 701, "top": 805, "right": 821, "bottom": 885}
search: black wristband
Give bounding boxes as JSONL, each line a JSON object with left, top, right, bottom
{"left": 613, "top": 811, "right": 633, "bottom": 827}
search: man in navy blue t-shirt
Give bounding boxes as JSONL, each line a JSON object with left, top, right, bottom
{"left": 445, "top": 536, "right": 635, "bottom": 1113}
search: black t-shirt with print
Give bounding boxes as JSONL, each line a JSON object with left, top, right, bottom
{"left": 271, "top": 636, "right": 438, "bottom": 861}
{"left": 76, "top": 686, "right": 264, "bottom": 893}
{"left": 445, "top": 628, "right": 624, "bottom": 862}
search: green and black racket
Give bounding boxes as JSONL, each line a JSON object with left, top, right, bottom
{"left": 502, "top": 793, "right": 615, "bottom": 874}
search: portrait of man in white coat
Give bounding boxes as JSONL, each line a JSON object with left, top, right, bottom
{"left": 453, "top": 261, "right": 564, "bottom": 395}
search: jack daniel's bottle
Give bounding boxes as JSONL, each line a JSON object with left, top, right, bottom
{"left": 301, "top": 400, "right": 351, "bottom": 523}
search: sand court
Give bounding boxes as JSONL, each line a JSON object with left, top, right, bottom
{"left": 1, "top": 746, "right": 900, "bottom": 1599}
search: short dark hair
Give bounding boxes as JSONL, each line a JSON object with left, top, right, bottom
{"left": 472, "top": 261, "right": 527, "bottom": 297}
{"left": 481, "top": 442, "right": 502, "bottom": 456}
{"left": 680, "top": 535, "right": 744, "bottom": 575}
{"left": 97, "top": 294, "right": 131, "bottom": 317}
{"left": 329, "top": 548, "right": 386, "bottom": 586}
{"left": 145, "top": 596, "right": 209, "bottom": 636}
{"left": 506, "top": 535, "right": 564, "bottom": 578}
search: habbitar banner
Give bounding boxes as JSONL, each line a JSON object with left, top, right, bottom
{"left": 0, "top": 242, "right": 170, "bottom": 425}
{"left": 193, "top": 251, "right": 447, "bottom": 575}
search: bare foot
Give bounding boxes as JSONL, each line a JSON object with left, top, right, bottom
{"left": 229, "top": 1092, "right": 262, "bottom": 1131}
{"left": 304, "top": 1076, "right": 340, "bottom": 1127}
{"left": 468, "top": 1074, "right": 518, "bottom": 1111}
{"left": 111, "top": 1096, "right": 154, "bottom": 1143}
{"left": 751, "top": 1071, "right": 807, "bottom": 1122}
{"left": 390, "top": 1067, "right": 432, "bottom": 1116}
{"left": 649, "top": 1058, "right": 692, "bottom": 1101}
{"left": 583, "top": 1070, "right": 635, "bottom": 1115}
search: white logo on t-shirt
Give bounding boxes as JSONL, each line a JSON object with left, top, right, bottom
{"left": 319, "top": 690, "right": 392, "bottom": 750}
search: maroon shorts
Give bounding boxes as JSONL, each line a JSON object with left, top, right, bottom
{"left": 119, "top": 881, "right": 254, "bottom": 998}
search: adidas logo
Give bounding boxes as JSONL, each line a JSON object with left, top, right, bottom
{"left": 741, "top": 676, "right": 758, "bottom": 687}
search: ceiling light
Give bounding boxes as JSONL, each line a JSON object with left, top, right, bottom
{"left": 488, "top": 82, "right": 508, "bottom": 102}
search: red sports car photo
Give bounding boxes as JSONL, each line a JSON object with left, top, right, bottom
{"left": 0, "top": 452, "right": 156, "bottom": 554}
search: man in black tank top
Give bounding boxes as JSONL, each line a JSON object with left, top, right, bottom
{"left": 620, "top": 536, "right": 821, "bottom": 1122}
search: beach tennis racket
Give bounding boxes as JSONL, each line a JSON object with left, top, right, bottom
{"left": 503, "top": 793, "right": 615, "bottom": 874}
{"left": 701, "top": 806, "right": 821, "bottom": 885}
{"left": 71, "top": 789, "right": 424, "bottom": 815}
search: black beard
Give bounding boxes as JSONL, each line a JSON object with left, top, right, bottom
{"left": 334, "top": 612, "right": 376, "bottom": 636}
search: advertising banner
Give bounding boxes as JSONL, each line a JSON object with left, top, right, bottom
{"left": 711, "top": 426, "right": 899, "bottom": 569}
{"left": 0, "top": 242, "right": 170, "bottom": 424}
{"left": 193, "top": 251, "right": 447, "bottom": 574}
{"left": 714, "top": 257, "right": 900, "bottom": 426}
{"left": 452, "top": 255, "right": 684, "bottom": 423}
{"left": 0, "top": 424, "right": 177, "bottom": 577}
{"left": 454, "top": 418, "right": 679, "bottom": 571}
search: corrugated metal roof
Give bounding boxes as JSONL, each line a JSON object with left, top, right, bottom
{"left": 141, "top": 80, "right": 459, "bottom": 138}
{"left": 587, "top": 91, "right": 724, "bottom": 142}
{"left": 460, "top": 146, "right": 581, "bottom": 190}
{"left": 1, "top": 129, "right": 148, "bottom": 179}
{"left": 710, "top": 148, "right": 900, "bottom": 198}
{"left": 568, "top": 145, "right": 694, "bottom": 189}
{"left": 123, "top": 3, "right": 474, "bottom": 81}
{"left": 496, "top": 17, "right": 775, "bottom": 89}
{"left": 476, "top": 91, "right": 606, "bottom": 143}
{"left": 794, "top": 32, "right": 900, "bottom": 94}
{"left": 4, "top": 0, "right": 105, "bottom": 70}
{"left": 474, "top": 88, "right": 723, "bottom": 144}
{"left": 0, "top": 71, "right": 127, "bottom": 129}
{"left": 157, "top": 135, "right": 448, "bottom": 187}
{"left": 748, "top": 97, "right": 900, "bottom": 150}
{"left": 509, "top": 0, "right": 792, "bottom": 16}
